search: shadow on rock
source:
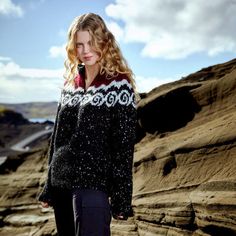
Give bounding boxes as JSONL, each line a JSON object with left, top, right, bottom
{"left": 138, "top": 85, "right": 201, "bottom": 135}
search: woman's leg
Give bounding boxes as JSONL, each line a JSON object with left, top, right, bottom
{"left": 52, "top": 187, "right": 75, "bottom": 236}
{"left": 72, "top": 189, "right": 112, "bottom": 236}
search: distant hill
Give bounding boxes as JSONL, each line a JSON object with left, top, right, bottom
{"left": 0, "top": 102, "right": 58, "bottom": 119}
{"left": 0, "top": 107, "right": 29, "bottom": 125}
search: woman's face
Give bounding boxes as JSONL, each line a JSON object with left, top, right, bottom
{"left": 76, "top": 30, "right": 99, "bottom": 66}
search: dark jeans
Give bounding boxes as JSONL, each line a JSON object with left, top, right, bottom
{"left": 52, "top": 188, "right": 112, "bottom": 236}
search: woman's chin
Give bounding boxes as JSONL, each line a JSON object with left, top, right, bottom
{"left": 83, "top": 61, "right": 97, "bottom": 66}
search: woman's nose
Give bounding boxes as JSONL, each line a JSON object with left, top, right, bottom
{"left": 83, "top": 44, "right": 90, "bottom": 53}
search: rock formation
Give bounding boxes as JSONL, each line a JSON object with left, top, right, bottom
{"left": 0, "top": 58, "right": 235, "bottom": 236}
{"left": 132, "top": 58, "right": 236, "bottom": 236}
{"left": 0, "top": 108, "right": 29, "bottom": 126}
{"left": 0, "top": 102, "right": 58, "bottom": 120}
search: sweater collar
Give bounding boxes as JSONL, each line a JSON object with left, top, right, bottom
{"left": 78, "top": 64, "right": 85, "bottom": 78}
{"left": 77, "top": 64, "right": 102, "bottom": 91}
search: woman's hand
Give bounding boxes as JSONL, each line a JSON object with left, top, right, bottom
{"left": 40, "top": 201, "right": 50, "bottom": 208}
{"left": 114, "top": 213, "right": 128, "bottom": 220}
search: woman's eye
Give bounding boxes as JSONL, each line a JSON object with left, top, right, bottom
{"left": 76, "top": 44, "right": 83, "bottom": 48}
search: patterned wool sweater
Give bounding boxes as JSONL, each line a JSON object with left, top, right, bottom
{"left": 38, "top": 65, "right": 137, "bottom": 217}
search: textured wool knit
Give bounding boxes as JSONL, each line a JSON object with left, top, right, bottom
{"left": 38, "top": 65, "right": 137, "bottom": 217}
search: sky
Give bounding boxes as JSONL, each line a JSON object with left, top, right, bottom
{"left": 0, "top": 0, "right": 235, "bottom": 103}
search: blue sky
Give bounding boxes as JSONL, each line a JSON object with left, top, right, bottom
{"left": 0, "top": 0, "right": 235, "bottom": 103}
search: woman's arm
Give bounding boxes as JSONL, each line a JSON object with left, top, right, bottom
{"left": 109, "top": 78, "right": 137, "bottom": 219}
{"left": 38, "top": 92, "right": 63, "bottom": 206}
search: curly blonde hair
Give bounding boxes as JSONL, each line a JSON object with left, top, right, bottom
{"left": 64, "top": 13, "right": 140, "bottom": 103}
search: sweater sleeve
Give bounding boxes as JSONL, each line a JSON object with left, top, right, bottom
{"left": 37, "top": 94, "right": 62, "bottom": 205}
{"left": 109, "top": 78, "right": 137, "bottom": 218}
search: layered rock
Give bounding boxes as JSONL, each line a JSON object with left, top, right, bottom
{"left": 0, "top": 148, "right": 57, "bottom": 236}
{"left": 132, "top": 59, "right": 236, "bottom": 235}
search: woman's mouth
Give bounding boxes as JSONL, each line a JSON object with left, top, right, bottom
{"left": 84, "top": 56, "right": 93, "bottom": 61}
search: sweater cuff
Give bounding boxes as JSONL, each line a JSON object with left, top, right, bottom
{"left": 37, "top": 180, "right": 53, "bottom": 206}
{"left": 110, "top": 200, "right": 134, "bottom": 219}
{"left": 110, "top": 188, "right": 134, "bottom": 219}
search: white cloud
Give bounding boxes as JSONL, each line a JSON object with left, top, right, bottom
{"left": 0, "top": 0, "right": 23, "bottom": 17}
{"left": 49, "top": 43, "right": 66, "bottom": 58}
{"left": 0, "top": 61, "right": 64, "bottom": 78}
{"left": 0, "top": 56, "right": 12, "bottom": 61}
{"left": 0, "top": 75, "right": 62, "bottom": 103}
{"left": 0, "top": 60, "right": 64, "bottom": 103}
{"left": 135, "top": 75, "right": 176, "bottom": 93}
{"left": 106, "top": 21, "right": 124, "bottom": 42}
{"left": 106, "top": 0, "right": 236, "bottom": 59}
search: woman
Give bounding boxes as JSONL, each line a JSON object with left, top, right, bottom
{"left": 38, "top": 13, "right": 140, "bottom": 236}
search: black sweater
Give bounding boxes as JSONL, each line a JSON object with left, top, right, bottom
{"left": 38, "top": 66, "right": 137, "bottom": 217}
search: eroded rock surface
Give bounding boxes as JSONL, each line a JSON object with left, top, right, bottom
{"left": 132, "top": 59, "right": 236, "bottom": 235}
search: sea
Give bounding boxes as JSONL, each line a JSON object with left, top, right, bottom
{"left": 29, "top": 118, "right": 55, "bottom": 123}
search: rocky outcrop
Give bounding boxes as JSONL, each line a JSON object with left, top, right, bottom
{"left": 131, "top": 59, "right": 236, "bottom": 235}
{"left": 0, "top": 108, "right": 29, "bottom": 126}
{"left": 0, "top": 147, "right": 57, "bottom": 236}
{"left": 0, "top": 102, "right": 57, "bottom": 120}
{"left": 0, "top": 58, "right": 235, "bottom": 235}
